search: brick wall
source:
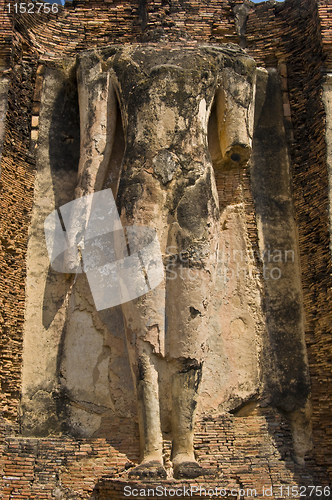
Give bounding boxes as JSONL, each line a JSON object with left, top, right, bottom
{"left": 318, "top": 0, "right": 332, "bottom": 70}
{"left": 246, "top": 0, "right": 332, "bottom": 480}
{"left": 0, "top": 0, "right": 13, "bottom": 69}
{"left": 286, "top": 0, "right": 332, "bottom": 478}
{"left": 0, "top": 411, "right": 330, "bottom": 499}
{"left": 0, "top": 31, "right": 37, "bottom": 422}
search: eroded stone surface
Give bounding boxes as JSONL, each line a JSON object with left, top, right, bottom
{"left": 21, "top": 42, "right": 311, "bottom": 473}
{"left": 71, "top": 43, "right": 257, "bottom": 470}
{"left": 128, "top": 461, "right": 167, "bottom": 480}
{"left": 152, "top": 150, "right": 181, "bottom": 184}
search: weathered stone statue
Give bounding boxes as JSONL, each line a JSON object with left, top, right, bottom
{"left": 67, "top": 43, "right": 256, "bottom": 478}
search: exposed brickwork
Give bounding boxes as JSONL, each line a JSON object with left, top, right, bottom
{"left": 0, "top": 411, "right": 330, "bottom": 500}
{"left": 245, "top": 0, "right": 332, "bottom": 481}
{"left": 284, "top": 0, "right": 332, "bottom": 480}
{"left": 0, "top": 0, "right": 332, "bottom": 496}
{"left": 9, "top": 0, "right": 241, "bottom": 59}
{"left": 0, "top": 0, "right": 13, "bottom": 69}
{"left": 318, "top": 0, "right": 332, "bottom": 71}
{"left": 0, "top": 32, "right": 37, "bottom": 422}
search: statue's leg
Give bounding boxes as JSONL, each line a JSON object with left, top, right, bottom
{"left": 171, "top": 360, "right": 204, "bottom": 479}
{"left": 166, "top": 207, "right": 219, "bottom": 478}
{"left": 119, "top": 173, "right": 168, "bottom": 478}
{"left": 123, "top": 288, "right": 168, "bottom": 479}
{"left": 136, "top": 347, "right": 163, "bottom": 463}
{"left": 123, "top": 289, "right": 164, "bottom": 453}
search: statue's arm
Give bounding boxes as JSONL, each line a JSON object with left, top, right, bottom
{"left": 215, "top": 63, "right": 256, "bottom": 169}
{"left": 63, "top": 53, "right": 118, "bottom": 271}
{"left": 75, "top": 53, "right": 117, "bottom": 198}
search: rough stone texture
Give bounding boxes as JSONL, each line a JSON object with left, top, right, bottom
{"left": 21, "top": 62, "right": 79, "bottom": 437}
{"left": 20, "top": 61, "right": 136, "bottom": 437}
{"left": 0, "top": 0, "right": 332, "bottom": 494}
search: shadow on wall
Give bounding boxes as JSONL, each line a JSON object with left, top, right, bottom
{"left": 43, "top": 68, "right": 80, "bottom": 330}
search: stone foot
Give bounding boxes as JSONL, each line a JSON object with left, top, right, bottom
{"left": 128, "top": 461, "right": 167, "bottom": 480}
{"left": 173, "top": 461, "right": 216, "bottom": 479}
